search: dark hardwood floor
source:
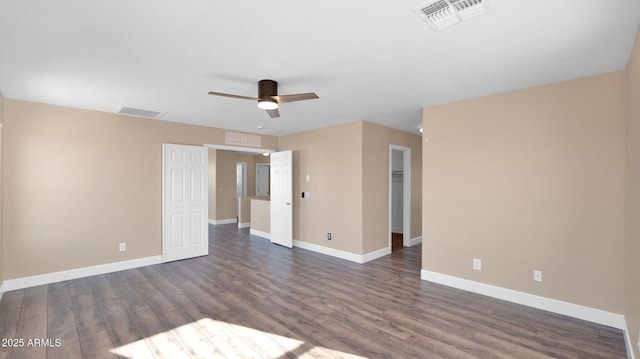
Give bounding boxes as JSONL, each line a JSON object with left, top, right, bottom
{"left": 391, "top": 233, "right": 403, "bottom": 251}
{"left": 0, "top": 224, "right": 628, "bottom": 358}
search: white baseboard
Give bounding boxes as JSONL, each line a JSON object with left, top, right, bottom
{"left": 250, "top": 229, "right": 271, "bottom": 240}
{"left": 624, "top": 319, "right": 636, "bottom": 359}
{"left": 421, "top": 270, "right": 626, "bottom": 330}
{"left": 293, "top": 240, "right": 362, "bottom": 263}
{"left": 0, "top": 281, "right": 4, "bottom": 302}
{"left": 408, "top": 236, "right": 422, "bottom": 247}
{"left": 238, "top": 222, "right": 250, "bottom": 229}
{"left": 248, "top": 227, "right": 391, "bottom": 264}
{"left": 208, "top": 218, "right": 237, "bottom": 225}
{"left": 293, "top": 240, "right": 390, "bottom": 264}
{"left": 3, "top": 256, "right": 162, "bottom": 292}
{"left": 362, "top": 246, "right": 391, "bottom": 263}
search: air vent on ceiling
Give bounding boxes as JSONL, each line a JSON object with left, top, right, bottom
{"left": 225, "top": 131, "right": 261, "bottom": 148}
{"left": 414, "top": 0, "right": 487, "bottom": 30}
{"left": 115, "top": 105, "right": 164, "bottom": 119}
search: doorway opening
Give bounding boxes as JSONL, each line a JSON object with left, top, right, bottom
{"left": 205, "top": 144, "right": 274, "bottom": 226}
{"left": 389, "top": 145, "right": 411, "bottom": 252}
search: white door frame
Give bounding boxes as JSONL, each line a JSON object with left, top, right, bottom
{"left": 389, "top": 145, "right": 411, "bottom": 248}
{"left": 204, "top": 144, "right": 275, "bottom": 155}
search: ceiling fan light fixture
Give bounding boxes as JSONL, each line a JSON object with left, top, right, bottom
{"left": 257, "top": 99, "right": 278, "bottom": 110}
{"left": 208, "top": 79, "right": 317, "bottom": 118}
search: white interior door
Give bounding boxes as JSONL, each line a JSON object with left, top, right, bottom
{"left": 236, "top": 162, "right": 247, "bottom": 216}
{"left": 236, "top": 162, "right": 247, "bottom": 198}
{"left": 270, "top": 150, "right": 293, "bottom": 248}
{"left": 162, "top": 144, "right": 209, "bottom": 262}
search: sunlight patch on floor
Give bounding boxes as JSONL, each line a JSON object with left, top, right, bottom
{"left": 110, "top": 318, "right": 368, "bottom": 358}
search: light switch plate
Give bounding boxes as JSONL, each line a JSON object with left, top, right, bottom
{"left": 533, "top": 270, "right": 542, "bottom": 282}
{"left": 473, "top": 258, "right": 482, "bottom": 271}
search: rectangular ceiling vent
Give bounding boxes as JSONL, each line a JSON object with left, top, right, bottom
{"left": 115, "top": 105, "right": 164, "bottom": 119}
{"left": 414, "top": 0, "right": 487, "bottom": 30}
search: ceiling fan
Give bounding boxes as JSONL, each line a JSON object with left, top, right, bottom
{"left": 208, "top": 79, "right": 319, "bottom": 118}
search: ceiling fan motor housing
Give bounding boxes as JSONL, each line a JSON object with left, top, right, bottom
{"left": 258, "top": 79, "right": 278, "bottom": 98}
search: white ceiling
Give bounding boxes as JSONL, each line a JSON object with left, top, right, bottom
{"left": 1, "top": 0, "right": 639, "bottom": 136}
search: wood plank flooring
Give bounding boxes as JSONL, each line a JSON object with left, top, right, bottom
{"left": 0, "top": 224, "right": 628, "bottom": 358}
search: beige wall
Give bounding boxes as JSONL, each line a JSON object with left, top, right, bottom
{"left": 625, "top": 25, "right": 640, "bottom": 358}
{"left": 279, "top": 121, "right": 365, "bottom": 253}
{"left": 278, "top": 120, "right": 422, "bottom": 255}
{"left": 3, "top": 99, "right": 276, "bottom": 279}
{"left": 214, "top": 150, "right": 238, "bottom": 221}
{"left": 238, "top": 196, "right": 253, "bottom": 225}
{"left": 362, "top": 122, "right": 422, "bottom": 253}
{"left": 250, "top": 198, "right": 270, "bottom": 234}
{"left": 0, "top": 92, "right": 4, "bottom": 288}
{"left": 422, "top": 71, "right": 626, "bottom": 313}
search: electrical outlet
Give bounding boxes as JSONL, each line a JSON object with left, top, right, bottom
{"left": 327, "top": 233, "right": 332, "bottom": 240}
{"left": 119, "top": 242, "right": 126, "bottom": 252}
{"left": 533, "top": 270, "right": 542, "bottom": 282}
{"left": 473, "top": 258, "right": 482, "bottom": 271}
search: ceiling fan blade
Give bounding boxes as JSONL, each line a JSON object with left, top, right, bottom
{"left": 273, "top": 93, "right": 319, "bottom": 104}
{"left": 266, "top": 108, "right": 280, "bottom": 118}
{"left": 208, "top": 91, "right": 259, "bottom": 101}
